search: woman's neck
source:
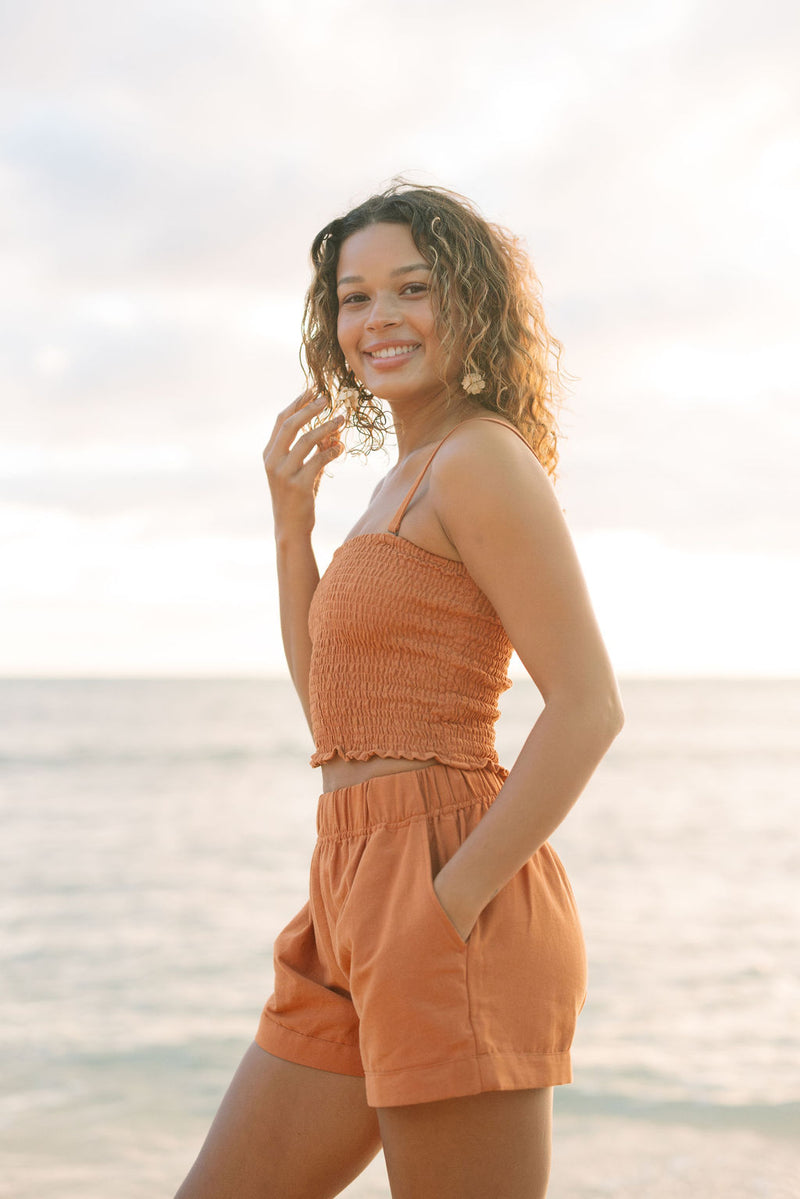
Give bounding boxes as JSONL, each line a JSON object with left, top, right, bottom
{"left": 388, "top": 393, "right": 485, "bottom": 461}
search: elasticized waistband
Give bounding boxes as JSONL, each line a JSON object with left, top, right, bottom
{"left": 316, "top": 761, "right": 508, "bottom": 840}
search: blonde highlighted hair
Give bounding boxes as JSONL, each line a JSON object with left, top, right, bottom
{"left": 302, "top": 181, "right": 569, "bottom": 480}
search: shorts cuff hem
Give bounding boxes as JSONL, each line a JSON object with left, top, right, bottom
{"left": 255, "top": 1010, "right": 364, "bottom": 1078}
{"left": 366, "top": 1049, "right": 573, "bottom": 1107}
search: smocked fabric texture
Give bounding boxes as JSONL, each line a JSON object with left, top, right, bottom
{"left": 308, "top": 418, "right": 531, "bottom": 771}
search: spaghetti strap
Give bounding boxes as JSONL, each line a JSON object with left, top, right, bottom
{"left": 387, "top": 417, "right": 533, "bottom": 535}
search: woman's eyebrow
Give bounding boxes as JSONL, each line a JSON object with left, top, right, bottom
{"left": 337, "top": 263, "right": 430, "bottom": 288}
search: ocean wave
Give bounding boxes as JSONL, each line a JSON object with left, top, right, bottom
{"left": 559, "top": 1089, "right": 800, "bottom": 1138}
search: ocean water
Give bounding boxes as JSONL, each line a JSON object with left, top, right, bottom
{"left": 1, "top": 677, "right": 798, "bottom": 1197}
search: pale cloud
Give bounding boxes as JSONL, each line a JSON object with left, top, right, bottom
{"left": 575, "top": 529, "right": 800, "bottom": 676}
{"left": 1, "top": 0, "right": 798, "bottom": 673}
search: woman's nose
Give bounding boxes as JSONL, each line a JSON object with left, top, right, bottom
{"left": 365, "top": 293, "right": 400, "bottom": 329}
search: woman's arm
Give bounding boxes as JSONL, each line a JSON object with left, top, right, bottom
{"left": 429, "top": 420, "right": 625, "bottom": 940}
{"left": 263, "top": 392, "right": 344, "bottom": 730}
{"left": 272, "top": 537, "right": 320, "bottom": 733}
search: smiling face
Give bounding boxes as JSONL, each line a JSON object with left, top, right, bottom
{"left": 336, "top": 222, "right": 457, "bottom": 404}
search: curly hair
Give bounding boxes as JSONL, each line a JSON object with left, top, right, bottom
{"left": 302, "top": 180, "right": 569, "bottom": 480}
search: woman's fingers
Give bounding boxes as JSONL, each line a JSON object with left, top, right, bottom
{"left": 261, "top": 386, "right": 344, "bottom": 537}
{"left": 262, "top": 391, "right": 344, "bottom": 532}
{"left": 263, "top": 391, "right": 326, "bottom": 462}
{"left": 289, "top": 413, "right": 344, "bottom": 464}
{"left": 309, "top": 437, "right": 344, "bottom": 496}
{"left": 293, "top": 420, "right": 344, "bottom": 489}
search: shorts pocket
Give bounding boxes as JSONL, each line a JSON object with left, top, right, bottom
{"left": 424, "top": 867, "right": 470, "bottom": 950}
{"left": 421, "top": 820, "right": 470, "bottom": 951}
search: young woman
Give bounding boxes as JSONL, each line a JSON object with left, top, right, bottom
{"left": 176, "top": 184, "right": 624, "bottom": 1199}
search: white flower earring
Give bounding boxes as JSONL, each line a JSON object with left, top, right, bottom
{"left": 338, "top": 386, "right": 361, "bottom": 414}
{"left": 461, "top": 370, "right": 486, "bottom": 395}
{"left": 338, "top": 363, "right": 372, "bottom": 414}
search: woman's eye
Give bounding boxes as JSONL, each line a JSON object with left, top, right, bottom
{"left": 402, "top": 283, "right": 428, "bottom": 295}
{"left": 341, "top": 293, "right": 368, "bottom": 305}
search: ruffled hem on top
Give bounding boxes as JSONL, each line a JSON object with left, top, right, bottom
{"left": 309, "top": 746, "right": 508, "bottom": 779}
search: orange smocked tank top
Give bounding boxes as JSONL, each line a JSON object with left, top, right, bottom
{"left": 307, "top": 418, "right": 533, "bottom": 772}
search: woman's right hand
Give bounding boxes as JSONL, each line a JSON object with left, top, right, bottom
{"left": 262, "top": 391, "right": 344, "bottom": 538}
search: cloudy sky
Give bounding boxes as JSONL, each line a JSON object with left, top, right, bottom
{"left": 1, "top": 0, "right": 798, "bottom": 677}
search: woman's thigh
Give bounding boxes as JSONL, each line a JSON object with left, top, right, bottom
{"left": 174, "top": 1042, "right": 382, "bottom": 1199}
{"left": 378, "top": 1087, "right": 553, "bottom": 1199}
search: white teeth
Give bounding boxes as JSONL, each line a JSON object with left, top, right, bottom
{"left": 368, "top": 344, "right": 418, "bottom": 359}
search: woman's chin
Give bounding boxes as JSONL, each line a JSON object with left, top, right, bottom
{"left": 365, "top": 382, "right": 414, "bottom": 405}
{"left": 366, "top": 378, "right": 449, "bottom": 407}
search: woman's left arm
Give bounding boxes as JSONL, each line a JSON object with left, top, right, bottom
{"left": 430, "top": 420, "right": 626, "bottom": 941}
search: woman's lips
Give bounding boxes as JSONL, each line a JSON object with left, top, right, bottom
{"left": 362, "top": 343, "right": 421, "bottom": 368}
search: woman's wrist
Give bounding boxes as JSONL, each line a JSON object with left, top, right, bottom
{"left": 433, "top": 859, "right": 491, "bottom": 942}
{"left": 274, "top": 524, "right": 315, "bottom": 551}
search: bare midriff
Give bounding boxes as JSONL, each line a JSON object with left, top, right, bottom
{"left": 320, "top": 752, "right": 439, "bottom": 794}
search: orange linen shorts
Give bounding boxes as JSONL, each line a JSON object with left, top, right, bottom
{"left": 255, "top": 762, "right": 587, "bottom": 1108}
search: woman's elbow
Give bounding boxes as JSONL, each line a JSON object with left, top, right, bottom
{"left": 586, "top": 671, "right": 625, "bottom": 737}
{"left": 554, "top": 682, "right": 625, "bottom": 742}
{"left": 603, "top": 688, "right": 626, "bottom": 739}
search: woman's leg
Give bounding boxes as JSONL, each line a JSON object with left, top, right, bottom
{"left": 175, "top": 1042, "right": 382, "bottom": 1199}
{"left": 378, "top": 1087, "right": 553, "bottom": 1199}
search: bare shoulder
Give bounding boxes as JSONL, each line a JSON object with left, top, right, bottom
{"left": 428, "top": 417, "right": 618, "bottom": 711}
{"left": 430, "top": 416, "right": 557, "bottom": 520}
